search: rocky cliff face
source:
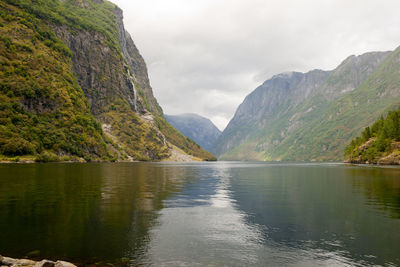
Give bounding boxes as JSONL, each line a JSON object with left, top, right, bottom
{"left": 0, "top": 0, "right": 215, "bottom": 161}
{"left": 218, "top": 70, "right": 330, "bottom": 154}
{"left": 214, "top": 50, "right": 397, "bottom": 161}
{"left": 49, "top": 3, "right": 172, "bottom": 160}
{"left": 165, "top": 113, "right": 221, "bottom": 152}
{"left": 52, "top": 24, "right": 145, "bottom": 116}
{"left": 114, "top": 7, "right": 162, "bottom": 116}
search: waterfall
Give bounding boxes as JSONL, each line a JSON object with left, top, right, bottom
{"left": 130, "top": 80, "right": 138, "bottom": 112}
{"left": 127, "top": 69, "right": 138, "bottom": 112}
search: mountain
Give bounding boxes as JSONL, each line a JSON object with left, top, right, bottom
{"left": 214, "top": 49, "right": 400, "bottom": 161}
{"left": 165, "top": 113, "right": 221, "bottom": 152}
{"left": 0, "top": 0, "right": 215, "bottom": 162}
{"left": 345, "top": 108, "right": 400, "bottom": 165}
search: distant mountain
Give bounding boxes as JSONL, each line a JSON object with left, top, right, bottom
{"left": 165, "top": 114, "right": 221, "bottom": 152}
{"left": 214, "top": 49, "right": 400, "bottom": 161}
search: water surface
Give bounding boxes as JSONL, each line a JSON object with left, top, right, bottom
{"left": 0, "top": 162, "right": 399, "bottom": 266}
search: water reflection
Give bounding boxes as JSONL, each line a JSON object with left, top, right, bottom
{"left": 0, "top": 162, "right": 399, "bottom": 266}
{"left": 345, "top": 166, "right": 400, "bottom": 219}
{"left": 0, "top": 163, "right": 188, "bottom": 264}
{"left": 147, "top": 163, "right": 264, "bottom": 266}
{"left": 228, "top": 163, "right": 400, "bottom": 266}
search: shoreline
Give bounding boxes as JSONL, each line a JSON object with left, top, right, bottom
{"left": 0, "top": 146, "right": 209, "bottom": 164}
{"left": 344, "top": 159, "right": 400, "bottom": 166}
{"left": 0, "top": 255, "right": 138, "bottom": 267}
{"left": 2, "top": 159, "right": 400, "bottom": 168}
{"left": 0, "top": 158, "right": 206, "bottom": 164}
{"left": 0, "top": 255, "right": 76, "bottom": 267}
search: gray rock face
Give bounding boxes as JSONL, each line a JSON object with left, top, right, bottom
{"left": 51, "top": 5, "right": 163, "bottom": 118}
{"left": 214, "top": 50, "right": 393, "bottom": 161}
{"left": 228, "top": 70, "right": 330, "bottom": 130}
{"left": 49, "top": 1, "right": 174, "bottom": 160}
{"left": 165, "top": 114, "right": 221, "bottom": 152}
{"left": 114, "top": 8, "right": 163, "bottom": 116}
{"left": 52, "top": 24, "right": 146, "bottom": 116}
{"left": 215, "top": 69, "right": 332, "bottom": 156}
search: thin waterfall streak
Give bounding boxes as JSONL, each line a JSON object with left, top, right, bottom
{"left": 127, "top": 69, "right": 138, "bottom": 112}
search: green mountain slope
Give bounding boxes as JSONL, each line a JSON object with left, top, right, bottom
{"left": 345, "top": 108, "right": 400, "bottom": 165}
{"left": 214, "top": 49, "right": 400, "bottom": 161}
{"left": 0, "top": 0, "right": 215, "bottom": 161}
{"left": 0, "top": 1, "right": 111, "bottom": 161}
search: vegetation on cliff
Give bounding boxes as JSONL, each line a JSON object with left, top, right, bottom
{"left": 155, "top": 116, "right": 217, "bottom": 161}
{"left": 345, "top": 107, "right": 400, "bottom": 164}
{"left": 0, "top": 1, "right": 113, "bottom": 161}
{"left": 4, "top": 0, "right": 120, "bottom": 52}
{"left": 0, "top": 0, "right": 215, "bottom": 162}
{"left": 100, "top": 98, "right": 171, "bottom": 161}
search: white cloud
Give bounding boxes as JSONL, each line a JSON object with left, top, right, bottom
{"left": 111, "top": 0, "right": 400, "bottom": 131}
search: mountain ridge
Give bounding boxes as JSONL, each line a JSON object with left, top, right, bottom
{"left": 214, "top": 49, "right": 399, "bottom": 161}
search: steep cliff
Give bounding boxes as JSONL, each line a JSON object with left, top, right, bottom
{"left": 214, "top": 50, "right": 399, "bottom": 161}
{"left": 0, "top": 0, "right": 111, "bottom": 161}
{"left": 165, "top": 113, "right": 221, "bottom": 152}
{"left": 0, "top": 0, "right": 215, "bottom": 161}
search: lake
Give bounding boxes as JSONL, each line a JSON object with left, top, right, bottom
{"left": 0, "top": 162, "right": 399, "bottom": 266}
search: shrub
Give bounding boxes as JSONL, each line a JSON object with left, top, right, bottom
{"left": 345, "top": 107, "right": 400, "bottom": 161}
{"left": 1, "top": 137, "right": 35, "bottom": 156}
{"left": 35, "top": 151, "right": 60, "bottom": 162}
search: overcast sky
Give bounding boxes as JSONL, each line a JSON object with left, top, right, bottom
{"left": 111, "top": 0, "right": 400, "bottom": 130}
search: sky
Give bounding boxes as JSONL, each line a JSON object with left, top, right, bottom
{"left": 111, "top": 0, "right": 400, "bottom": 131}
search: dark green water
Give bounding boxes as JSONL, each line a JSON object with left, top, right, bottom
{"left": 0, "top": 162, "right": 399, "bottom": 266}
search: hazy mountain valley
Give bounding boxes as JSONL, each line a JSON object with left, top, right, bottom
{"left": 165, "top": 113, "right": 221, "bottom": 153}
